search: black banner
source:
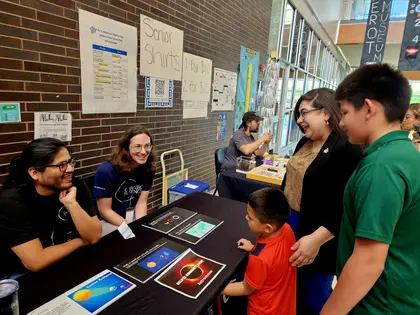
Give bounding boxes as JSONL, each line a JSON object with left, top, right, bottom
{"left": 360, "top": 0, "right": 393, "bottom": 65}
{"left": 398, "top": 0, "right": 420, "bottom": 70}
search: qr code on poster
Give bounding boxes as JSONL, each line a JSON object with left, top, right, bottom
{"left": 155, "top": 79, "right": 165, "bottom": 96}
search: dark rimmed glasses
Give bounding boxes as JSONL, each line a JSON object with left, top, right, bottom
{"left": 299, "top": 108, "right": 322, "bottom": 118}
{"left": 46, "top": 158, "right": 76, "bottom": 172}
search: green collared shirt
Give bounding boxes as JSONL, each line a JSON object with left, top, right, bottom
{"left": 338, "top": 130, "right": 420, "bottom": 315}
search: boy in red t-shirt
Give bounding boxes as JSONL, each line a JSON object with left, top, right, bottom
{"left": 222, "top": 187, "right": 296, "bottom": 315}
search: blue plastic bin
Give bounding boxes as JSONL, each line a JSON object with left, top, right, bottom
{"left": 168, "top": 180, "right": 210, "bottom": 203}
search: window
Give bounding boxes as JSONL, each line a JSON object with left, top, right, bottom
{"left": 299, "top": 24, "right": 311, "bottom": 70}
{"left": 281, "top": 4, "right": 294, "bottom": 61}
{"left": 309, "top": 34, "right": 319, "bottom": 75}
{"left": 266, "top": 1, "right": 346, "bottom": 153}
{"left": 285, "top": 69, "right": 295, "bottom": 110}
{"left": 349, "top": 0, "right": 408, "bottom": 20}
{"left": 290, "top": 12, "right": 302, "bottom": 65}
{"left": 305, "top": 75, "right": 314, "bottom": 92}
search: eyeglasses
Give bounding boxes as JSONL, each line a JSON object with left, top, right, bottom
{"left": 46, "top": 158, "right": 76, "bottom": 172}
{"left": 130, "top": 144, "right": 153, "bottom": 153}
{"left": 299, "top": 108, "right": 322, "bottom": 118}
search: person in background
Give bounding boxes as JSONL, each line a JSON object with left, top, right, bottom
{"left": 321, "top": 64, "right": 420, "bottom": 315}
{"left": 0, "top": 138, "right": 101, "bottom": 278}
{"left": 94, "top": 126, "right": 156, "bottom": 236}
{"left": 281, "top": 88, "right": 362, "bottom": 314}
{"left": 413, "top": 124, "right": 420, "bottom": 151}
{"left": 402, "top": 103, "right": 420, "bottom": 139}
{"left": 222, "top": 111, "right": 273, "bottom": 170}
{"left": 222, "top": 187, "right": 296, "bottom": 315}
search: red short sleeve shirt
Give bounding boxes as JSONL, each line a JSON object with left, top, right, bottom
{"left": 245, "top": 223, "right": 297, "bottom": 315}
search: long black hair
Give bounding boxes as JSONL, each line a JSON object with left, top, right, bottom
{"left": 2, "top": 138, "right": 68, "bottom": 189}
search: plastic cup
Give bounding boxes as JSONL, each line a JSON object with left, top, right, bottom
{"left": 0, "top": 279, "right": 19, "bottom": 315}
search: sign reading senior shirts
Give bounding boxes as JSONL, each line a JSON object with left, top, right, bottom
{"left": 182, "top": 53, "right": 212, "bottom": 102}
{"left": 140, "top": 15, "right": 184, "bottom": 80}
{"left": 79, "top": 9, "right": 137, "bottom": 114}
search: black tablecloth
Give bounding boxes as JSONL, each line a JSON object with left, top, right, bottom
{"left": 18, "top": 193, "right": 255, "bottom": 315}
{"left": 218, "top": 168, "right": 281, "bottom": 203}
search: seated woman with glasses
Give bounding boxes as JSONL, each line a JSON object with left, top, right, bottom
{"left": 94, "top": 126, "right": 156, "bottom": 236}
{"left": 280, "top": 88, "right": 362, "bottom": 315}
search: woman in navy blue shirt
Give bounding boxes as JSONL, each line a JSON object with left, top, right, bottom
{"left": 94, "top": 126, "right": 156, "bottom": 236}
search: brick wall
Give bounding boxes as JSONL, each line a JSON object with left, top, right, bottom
{"left": 0, "top": 0, "right": 271, "bottom": 209}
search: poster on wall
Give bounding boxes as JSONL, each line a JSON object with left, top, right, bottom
{"left": 140, "top": 15, "right": 184, "bottom": 80}
{"left": 79, "top": 9, "right": 137, "bottom": 114}
{"left": 211, "top": 68, "right": 237, "bottom": 112}
{"left": 145, "top": 76, "right": 173, "bottom": 108}
{"left": 0, "top": 103, "right": 21, "bottom": 123}
{"left": 182, "top": 53, "right": 212, "bottom": 102}
{"left": 183, "top": 100, "right": 208, "bottom": 119}
{"left": 216, "top": 113, "right": 227, "bottom": 141}
{"left": 34, "top": 112, "right": 72, "bottom": 142}
{"left": 398, "top": 0, "right": 420, "bottom": 70}
{"left": 234, "top": 47, "right": 260, "bottom": 130}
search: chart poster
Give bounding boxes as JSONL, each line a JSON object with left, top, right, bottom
{"left": 216, "top": 113, "right": 227, "bottom": 141}
{"left": 398, "top": 0, "right": 420, "bottom": 70}
{"left": 142, "top": 207, "right": 197, "bottom": 234}
{"left": 183, "top": 100, "right": 208, "bottom": 119}
{"left": 182, "top": 53, "right": 212, "bottom": 102}
{"left": 155, "top": 249, "right": 226, "bottom": 299}
{"left": 114, "top": 238, "right": 187, "bottom": 283}
{"left": 360, "top": 0, "right": 393, "bottom": 65}
{"left": 235, "top": 47, "right": 260, "bottom": 130}
{"left": 140, "top": 15, "right": 183, "bottom": 80}
{"left": 145, "top": 76, "right": 173, "bottom": 108}
{"left": 29, "top": 270, "right": 135, "bottom": 315}
{"left": 212, "top": 68, "right": 237, "bottom": 112}
{"left": 168, "top": 214, "right": 223, "bottom": 245}
{"left": 34, "top": 112, "right": 72, "bottom": 142}
{"left": 79, "top": 9, "right": 137, "bottom": 114}
{"left": 0, "top": 103, "right": 20, "bottom": 122}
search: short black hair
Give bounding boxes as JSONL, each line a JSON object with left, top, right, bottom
{"left": 248, "top": 188, "right": 290, "bottom": 228}
{"left": 335, "top": 64, "right": 411, "bottom": 123}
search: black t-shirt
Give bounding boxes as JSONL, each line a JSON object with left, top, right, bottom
{"left": 0, "top": 178, "right": 96, "bottom": 278}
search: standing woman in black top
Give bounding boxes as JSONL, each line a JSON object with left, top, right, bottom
{"left": 281, "top": 88, "right": 362, "bottom": 314}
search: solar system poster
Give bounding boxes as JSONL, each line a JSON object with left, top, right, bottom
{"left": 29, "top": 270, "right": 135, "bottom": 315}
{"left": 155, "top": 249, "right": 226, "bottom": 299}
{"left": 168, "top": 214, "right": 224, "bottom": 245}
{"left": 114, "top": 238, "right": 187, "bottom": 283}
{"left": 142, "top": 207, "right": 197, "bottom": 234}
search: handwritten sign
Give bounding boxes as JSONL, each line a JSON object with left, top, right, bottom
{"left": 182, "top": 53, "right": 212, "bottom": 102}
{"left": 140, "top": 15, "right": 184, "bottom": 80}
{"left": 34, "top": 112, "right": 72, "bottom": 142}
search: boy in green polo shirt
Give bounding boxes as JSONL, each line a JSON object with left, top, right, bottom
{"left": 321, "top": 64, "right": 420, "bottom": 315}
